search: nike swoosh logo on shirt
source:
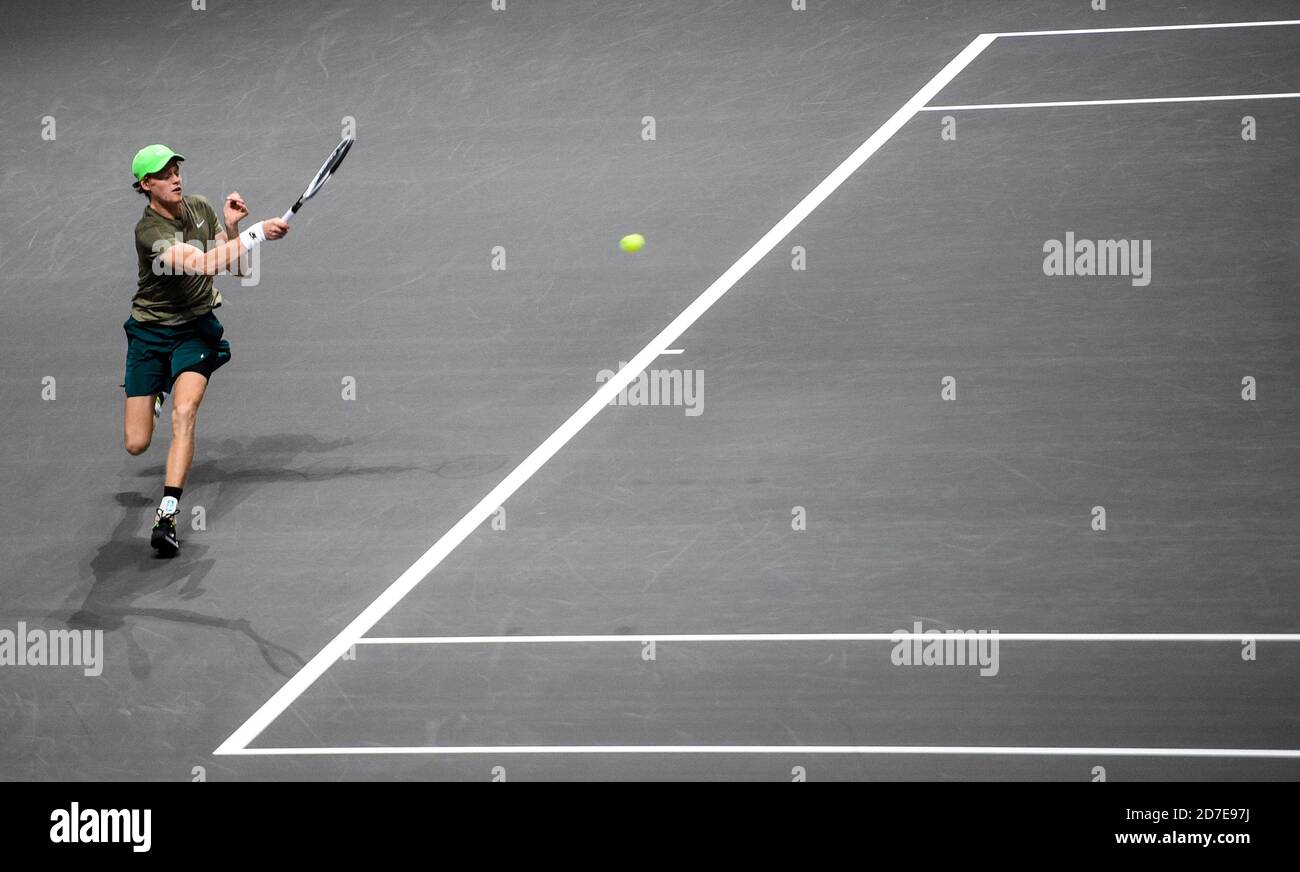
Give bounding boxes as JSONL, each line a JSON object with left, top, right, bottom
{"left": 196, "top": 219, "right": 205, "bottom": 228}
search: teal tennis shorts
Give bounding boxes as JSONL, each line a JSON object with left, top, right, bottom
{"left": 122, "top": 311, "right": 231, "bottom": 397}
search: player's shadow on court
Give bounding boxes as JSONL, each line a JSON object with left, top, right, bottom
{"left": 66, "top": 491, "right": 305, "bottom": 680}
{"left": 137, "top": 433, "right": 505, "bottom": 528}
{"left": 136, "top": 433, "right": 472, "bottom": 523}
{"left": 65, "top": 433, "right": 466, "bottom": 680}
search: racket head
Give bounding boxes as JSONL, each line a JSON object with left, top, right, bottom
{"left": 299, "top": 136, "right": 354, "bottom": 203}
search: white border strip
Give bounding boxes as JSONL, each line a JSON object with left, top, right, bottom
{"left": 359, "top": 633, "right": 1300, "bottom": 644}
{"left": 993, "top": 19, "right": 1300, "bottom": 37}
{"left": 923, "top": 92, "right": 1300, "bottom": 111}
{"left": 223, "top": 745, "right": 1300, "bottom": 758}
{"left": 214, "top": 33, "right": 999, "bottom": 757}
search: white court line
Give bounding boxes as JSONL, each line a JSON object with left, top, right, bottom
{"left": 213, "top": 33, "right": 1000, "bottom": 757}
{"left": 993, "top": 19, "right": 1300, "bottom": 37}
{"left": 223, "top": 745, "right": 1300, "bottom": 759}
{"left": 660, "top": 348, "right": 685, "bottom": 355}
{"left": 359, "top": 633, "right": 1300, "bottom": 645}
{"left": 923, "top": 92, "right": 1300, "bottom": 111}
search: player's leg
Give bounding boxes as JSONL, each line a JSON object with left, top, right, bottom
{"left": 164, "top": 368, "right": 210, "bottom": 490}
{"left": 150, "top": 313, "right": 230, "bottom": 556}
{"left": 124, "top": 395, "right": 156, "bottom": 455}
{"left": 122, "top": 317, "right": 168, "bottom": 455}
{"left": 150, "top": 367, "right": 209, "bottom": 556}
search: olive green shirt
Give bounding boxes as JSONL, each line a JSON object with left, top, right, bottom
{"left": 132, "top": 194, "right": 224, "bottom": 324}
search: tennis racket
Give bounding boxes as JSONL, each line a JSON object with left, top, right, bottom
{"left": 281, "top": 136, "right": 354, "bottom": 223}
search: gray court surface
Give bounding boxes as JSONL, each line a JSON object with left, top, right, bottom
{"left": 2, "top": 0, "right": 1298, "bottom": 781}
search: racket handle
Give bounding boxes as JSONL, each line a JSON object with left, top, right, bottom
{"left": 281, "top": 202, "right": 302, "bottom": 224}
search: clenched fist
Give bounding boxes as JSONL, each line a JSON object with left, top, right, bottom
{"left": 224, "top": 192, "right": 248, "bottom": 228}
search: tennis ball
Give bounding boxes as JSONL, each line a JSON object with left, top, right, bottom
{"left": 619, "top": 233, "right": 645, "bottom": 253}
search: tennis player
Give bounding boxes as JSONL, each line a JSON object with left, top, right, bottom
{"left": 125, "top": 144, "right": 288, "bottom": 556}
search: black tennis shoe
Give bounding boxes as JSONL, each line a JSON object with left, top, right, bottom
{"left": 151, "top": 508, "right": 179, "bottom": 556}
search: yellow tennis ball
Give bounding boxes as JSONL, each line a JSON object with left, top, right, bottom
{"left": 619, "top": 233, "right": 645, "bottom": 253}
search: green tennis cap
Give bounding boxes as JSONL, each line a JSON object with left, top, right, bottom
{"left": 131, "top": 144, "right": 184, "bottom": 184}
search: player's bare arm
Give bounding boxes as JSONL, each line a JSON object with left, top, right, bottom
{"left": 157, "top": 219, "right": 288, "bottom": 277}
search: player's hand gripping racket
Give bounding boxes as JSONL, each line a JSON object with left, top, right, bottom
{"left": 281, "top": 136, "right": 354, "bottom": 224}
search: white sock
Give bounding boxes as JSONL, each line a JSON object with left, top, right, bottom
{"left": 159, "top": 496, "right": 179, "bottom": 515}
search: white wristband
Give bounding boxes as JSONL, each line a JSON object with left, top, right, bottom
{"left": 239, "top": 221, "right": 267, "bottom": 251}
